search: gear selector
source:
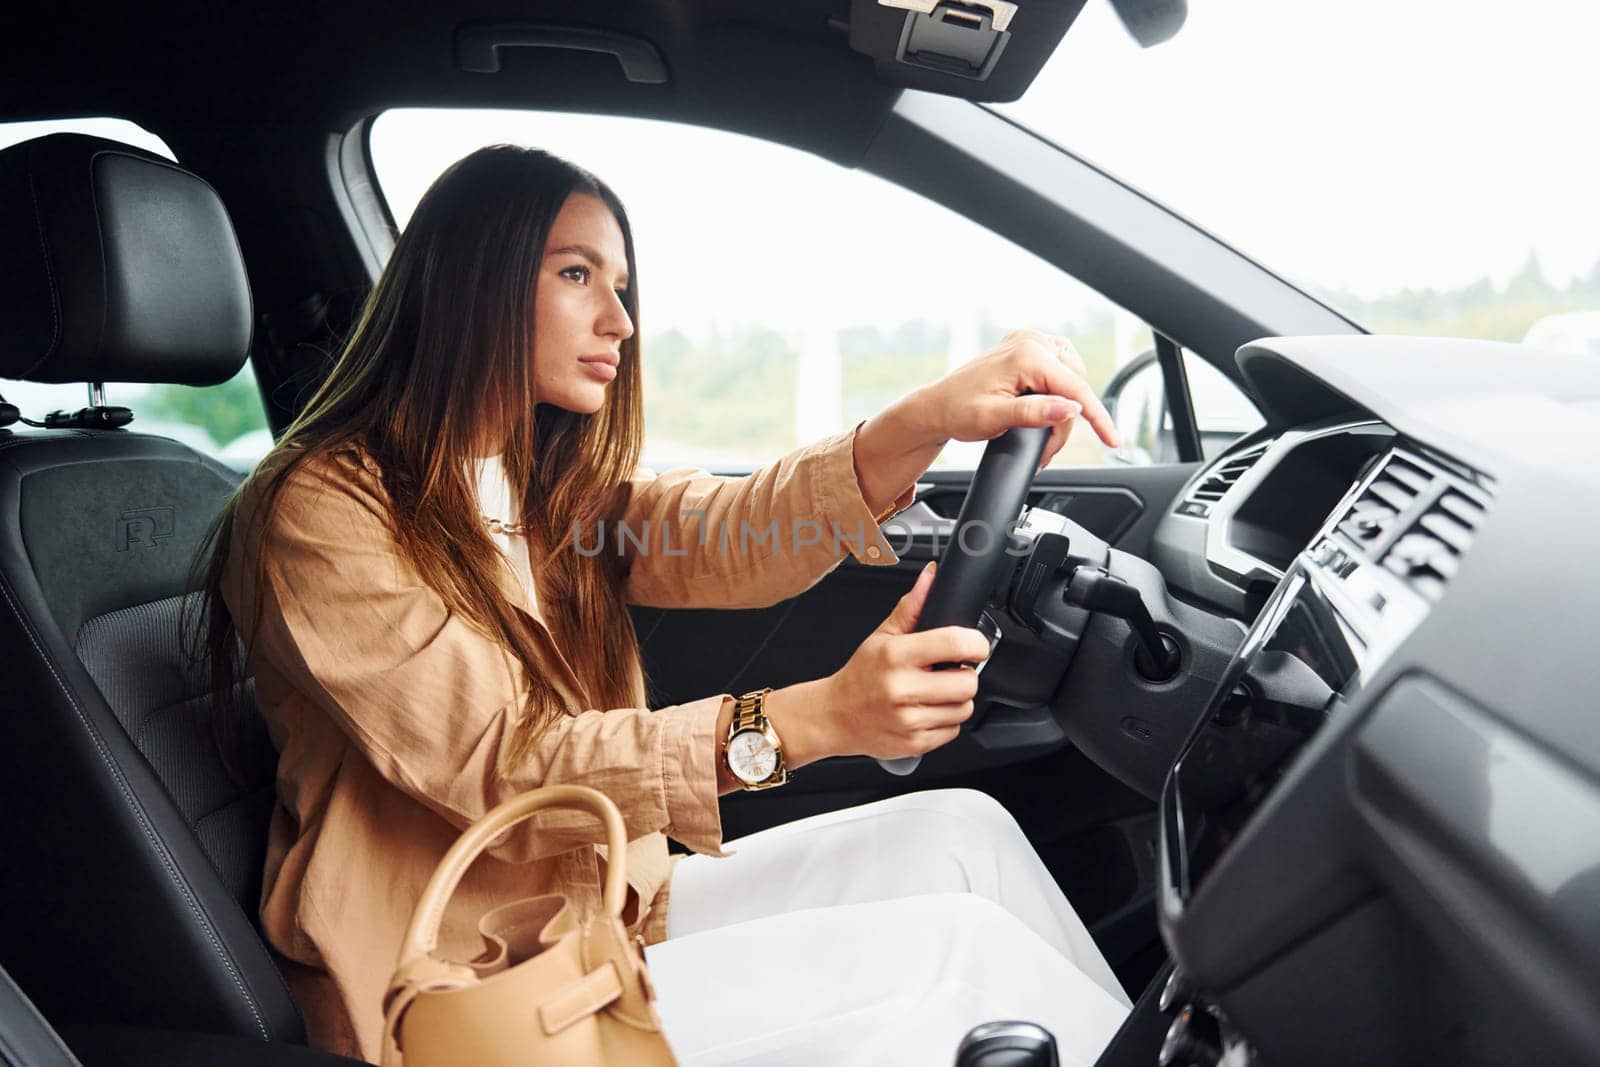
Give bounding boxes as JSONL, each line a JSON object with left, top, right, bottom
{"left": 955, "top": 1020, "right": 1060, "bottom": 1067}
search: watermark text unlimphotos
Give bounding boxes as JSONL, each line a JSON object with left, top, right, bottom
{"left": 571, "top": 510, "right": 1031, "bottom": 558}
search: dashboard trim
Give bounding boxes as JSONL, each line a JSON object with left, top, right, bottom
{"left": 1351, "top": 674, "right": 1600, "bottom": 1056}
{"left": 1202, "top": 419, "right": 1391, "bottom": 590}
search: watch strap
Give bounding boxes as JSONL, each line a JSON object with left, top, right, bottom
{"left": 731, "top": 687, "right": 772, "bottom": 734}
{"left": 727, "top": 688, "right": 787, "bottom": 789}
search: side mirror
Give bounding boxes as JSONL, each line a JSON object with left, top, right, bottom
{"left": 1099, "top": 348, "right": 1173, "bottom": 465}
{"left": 1103, "top": 349, "right": 1269, "bottom": 465}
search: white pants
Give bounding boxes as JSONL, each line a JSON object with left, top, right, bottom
{"left": 644, "top": 789, "right": 1132, "bottom": 1066}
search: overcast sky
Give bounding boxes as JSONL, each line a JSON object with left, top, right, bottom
{"left": 1002, "top": 0, "right": 1600, "bottom": 299}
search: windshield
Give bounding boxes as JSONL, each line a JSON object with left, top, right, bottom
{"left": 996, "top": 0, "right": 1600, "bottom": 348}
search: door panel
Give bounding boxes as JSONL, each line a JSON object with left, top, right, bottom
{"left": 873, "top": 465, "right": 1188, "bottom": 568}
{"left": 632, "top": 462, "right": 1199, "bottom": 814}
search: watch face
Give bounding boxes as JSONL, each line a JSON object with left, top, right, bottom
{"left": 727, "top": 729, "right": 778, "bottom": 784}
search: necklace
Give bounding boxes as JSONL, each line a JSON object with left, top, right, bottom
{"left": 483, "top": 515, "right": 530, "bottom": 536}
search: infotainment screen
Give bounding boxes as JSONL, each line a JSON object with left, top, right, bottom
{"left": 1164, "top": 441, "right": 1486, "bottom": 904}
{"left": 1165, "top": 568, "right": 1366, "bottom": 898}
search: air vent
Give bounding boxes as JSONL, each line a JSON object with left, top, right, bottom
{"left": 1381, "top": 486, "right": 1487, "bottom": 601}
{"left": 1336, "top": 451, "right": 1432, "bottom": 550}
{"left": 1177, "top": 444, "right": 1268, "bottom": 517}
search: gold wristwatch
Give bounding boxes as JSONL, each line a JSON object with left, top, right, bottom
{"left": 723, "top": 688, "right": 789, "bottom": 790}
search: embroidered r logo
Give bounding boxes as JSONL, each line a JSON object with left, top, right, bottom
{"left": 116, "top": 506, "right": 176, "bottom": 550}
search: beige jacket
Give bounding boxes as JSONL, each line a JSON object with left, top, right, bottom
{"left": 220, "top": 424, "right": 912, "bottom": 1062}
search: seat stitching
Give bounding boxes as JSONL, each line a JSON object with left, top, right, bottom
{"left": 0, "top": 571, "right": 273, "bottom": 1040}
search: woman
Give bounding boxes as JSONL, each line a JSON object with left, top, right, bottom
{"left": 205, "top": 145, "right": 1131, "bottom": 1065}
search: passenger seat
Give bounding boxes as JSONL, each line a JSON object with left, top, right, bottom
{"left": 0, "top": 134, "right": 301, "bottom": 1044}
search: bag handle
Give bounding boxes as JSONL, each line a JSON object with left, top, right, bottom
{"left": 395, "top": 785, "right": 629, "bottom": 972}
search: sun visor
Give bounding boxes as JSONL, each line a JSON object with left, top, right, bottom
{"left": 847, "top": 0, "right": 1184, "bottom": 101}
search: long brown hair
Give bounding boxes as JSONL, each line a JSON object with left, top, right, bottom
{"left": 195, "top": 145, "right": 647, "bottom": 769}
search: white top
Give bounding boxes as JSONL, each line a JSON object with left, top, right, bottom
{"left": 472, "top": 454, "right": 538, "bottom": 614}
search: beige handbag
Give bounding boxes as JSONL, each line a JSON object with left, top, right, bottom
{"left": 381, "top": 785, "right": 678, "bottom": 1067}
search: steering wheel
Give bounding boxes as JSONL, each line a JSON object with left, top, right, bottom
{"left": 879, "top": 425, "right": 1052, "bottom": 776}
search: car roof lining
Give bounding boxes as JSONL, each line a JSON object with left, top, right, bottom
{"left": 4, "top": 2, "right": 963, "bottom": 165}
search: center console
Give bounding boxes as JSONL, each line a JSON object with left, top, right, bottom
{"left": 1153, "top": 441, "right": 1492, "bottom": 1063}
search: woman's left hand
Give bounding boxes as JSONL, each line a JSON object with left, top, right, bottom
{"left": 917, "top": 328, "right": 1120, "bottom": 464}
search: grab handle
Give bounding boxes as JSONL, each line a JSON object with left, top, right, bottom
{"left": 456, "top": 24, "right": 669, "bottom": 84}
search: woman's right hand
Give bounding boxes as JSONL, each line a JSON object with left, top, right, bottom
{"left": 809, "top": 561, "right": 992, "bottom": 762}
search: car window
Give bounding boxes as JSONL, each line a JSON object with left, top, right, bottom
{"left": 371, "top": 108, "right": 1259, "bottom": 470}
{"left": 1, "top": 367, "right": 272, "bottom": 475}
{"left": 0, "top": 117, "right": 176, "bottom": 157}
{"left": 0, "top": 118, "right": 271, "bottom": 474}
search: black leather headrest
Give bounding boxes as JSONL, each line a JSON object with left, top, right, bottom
{"left": 0, "top": 133, "right": 252, "bottom": 385}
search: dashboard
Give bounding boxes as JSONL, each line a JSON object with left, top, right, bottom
{"left": 1133, "top": 336, "right": 1600, "bottom": 1066}
{"left": 1166, "top": 438, "right": 1490, "bottom": 897}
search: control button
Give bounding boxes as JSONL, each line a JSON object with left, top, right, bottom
{"left": 955, "top": 1021, "right": 1059, "bottom": 1067}
{"left": 1413, "top": 574, "right": 1447, "bottom": 601}
{"left": 1356, "top": 517, "right": 1386, "bottom": 538}
{"left": 1177, "top": 501, "right": 1210, "bottom": 518}
{"left": 1159, "top": 1005, "right": 1222, "bottom": 1067}
{"left": 1389, "top": 532, "right": 1438, "bottom": 569}
{"left": 1341, "top": 502, "right": 1396, "bottom": 543}
{"left": 1159, "top": 968, "right": 1190, "bottom": 1013}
